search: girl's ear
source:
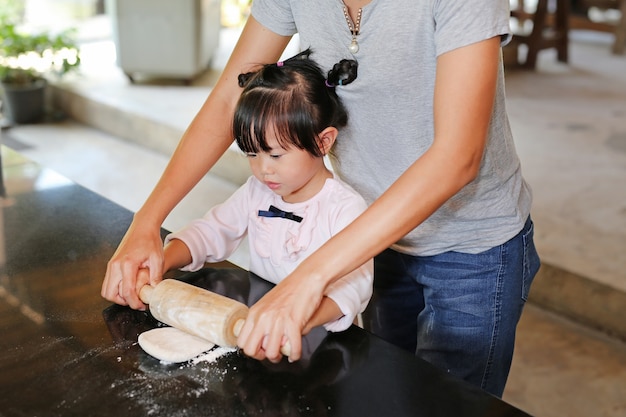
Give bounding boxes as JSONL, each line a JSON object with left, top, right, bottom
{"left": 317, "top": 127, "right": 338, "bottom": 156}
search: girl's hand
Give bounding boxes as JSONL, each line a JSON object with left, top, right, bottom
{"left": 101, "top": 219, "right": 164, "bottom": 310}
{"left": 237, "top": 273, "right": 325, "bottom": 363}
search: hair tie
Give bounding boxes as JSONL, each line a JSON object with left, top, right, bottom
{"left": 277, "top": 61, "right": 284, "bottom": 67}
{"left": 325, "top": 79, "right": 334, "bottom": 88}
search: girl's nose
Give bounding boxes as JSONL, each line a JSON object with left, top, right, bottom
{"left": 257, "top": 157, "right": 273, "bottom": 175}
{"left": 251, "top": 156, "right": 273, "bottom": 176}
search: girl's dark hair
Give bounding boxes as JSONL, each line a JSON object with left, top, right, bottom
{"left": 233, "top": 49, "right": 358, "bottom": 157}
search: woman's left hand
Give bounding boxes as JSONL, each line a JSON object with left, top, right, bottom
{"left": 237, "top": 273, "right": 325, "bottom": 363}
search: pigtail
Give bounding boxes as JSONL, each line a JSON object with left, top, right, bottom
{"left": 238, "top": 72, "right": 256, "bottom": 88}
{"left": 326, "top": 59, "right": 358, "bottom": 87}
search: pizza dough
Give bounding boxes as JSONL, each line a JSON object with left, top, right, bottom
{"left": 138, "top": 327, "right": 215, "bottom": 363}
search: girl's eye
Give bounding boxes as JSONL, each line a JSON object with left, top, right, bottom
{"left": 246, "top": 153, "right": 257, "bottom": 158}
{"left": 270, "top": 154, "right": 282, "bottom": 159}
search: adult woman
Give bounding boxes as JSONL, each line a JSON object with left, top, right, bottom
{"left": 102, "top": 0, "right": 539, "bottom": 397}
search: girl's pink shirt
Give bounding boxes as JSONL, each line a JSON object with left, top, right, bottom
{"left": 164, "top": 175, "right": 373, "bottom": 332}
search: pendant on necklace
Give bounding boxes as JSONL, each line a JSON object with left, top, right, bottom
{"left": 349, "top": 39, "right": 359, "bottom": 54}
{"left": 343, "top": 6, "right": 362, "bottom": 55}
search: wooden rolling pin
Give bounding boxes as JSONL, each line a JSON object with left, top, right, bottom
{"left": 139, "top": 279, "right": 291, "bottom": 356}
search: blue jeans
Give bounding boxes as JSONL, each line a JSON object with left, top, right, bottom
{"left": 362, "top": 217, "right": 540, "bottom": 397}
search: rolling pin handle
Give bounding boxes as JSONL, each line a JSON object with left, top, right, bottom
{"left": 233, "top": 318, "right": 245, "bottom": 338}
{"left": 281, "top": 340, "right": 292, "bottom": 358}
{"left": 139, "top": 285, "right": 154, "bottom": 304}
{"left": 232, "top": 318, "right": 292, "bottom": 358}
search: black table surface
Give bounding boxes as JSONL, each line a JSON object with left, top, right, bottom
{"left": 0, "top": 145, "right": 530, "bottom": 417}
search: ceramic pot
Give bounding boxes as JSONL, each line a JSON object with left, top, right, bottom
{"left": 0, "top": 78, "right": 47, "bottom": 124}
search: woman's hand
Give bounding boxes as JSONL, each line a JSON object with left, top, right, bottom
{"left": 101, "top": 218, "right": 164, "bottom": 310}
{"left": 237, "top": 272, "right": 326, "bottom": 363}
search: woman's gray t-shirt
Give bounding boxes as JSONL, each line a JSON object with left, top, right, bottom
{"left": 251, "top": 0, "right": 532, "bottom": 256}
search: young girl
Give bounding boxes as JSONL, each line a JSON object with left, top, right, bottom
{"left": 147, "top": 50, "right": 372, "bottom": 337}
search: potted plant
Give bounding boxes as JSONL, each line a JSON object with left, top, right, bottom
{"left": 0, "top": 19, "right": 80, "bottom": 124}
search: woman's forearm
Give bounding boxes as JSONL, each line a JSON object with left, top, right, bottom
{"left": 290, "top": 145, "right": 479, "bottom": 290}
{"left": 134, "top": 17, "right": 292, "bottom": 229}
{"left": 133, "top": 105, "right": 235, "bottom": 229}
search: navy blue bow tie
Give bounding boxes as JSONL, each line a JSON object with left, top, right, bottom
{"left": 258, "top": 205, "right": 303, "bottom": 223}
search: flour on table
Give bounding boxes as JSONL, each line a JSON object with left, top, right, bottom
{"left": 138, "top": 327, "right": 215, "bottom": 363}
{"left": 191, "top": 346, "right": 237, "bottom": 365}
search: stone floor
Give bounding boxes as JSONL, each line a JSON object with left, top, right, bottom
{"left": 1, "top": 23, "right": 626, "bottom": 417}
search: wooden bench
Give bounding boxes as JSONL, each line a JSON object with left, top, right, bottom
{"left": 570, "top": 0, "right": 626, "bottom": 54}
{"left": 507, "top": 0, "right": 624, "bottom": 69}
{"left": 509, "top": 0, "right": 570, "bottom": 69}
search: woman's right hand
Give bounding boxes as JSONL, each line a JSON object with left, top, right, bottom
{"left": 101, "top": 218, "right": 165, "bottom": 310}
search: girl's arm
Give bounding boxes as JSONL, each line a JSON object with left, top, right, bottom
{"left": 303, "top": 298, "right": 342, "bottom": 335}
{"left": 101, "top": 17, "right": 292, "bottom": 310}
{"left": 237, "top": 36, "right": 503, "bottom": 362}
{"left": 162, "top": 238, "right": 193, "bottom": 272}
